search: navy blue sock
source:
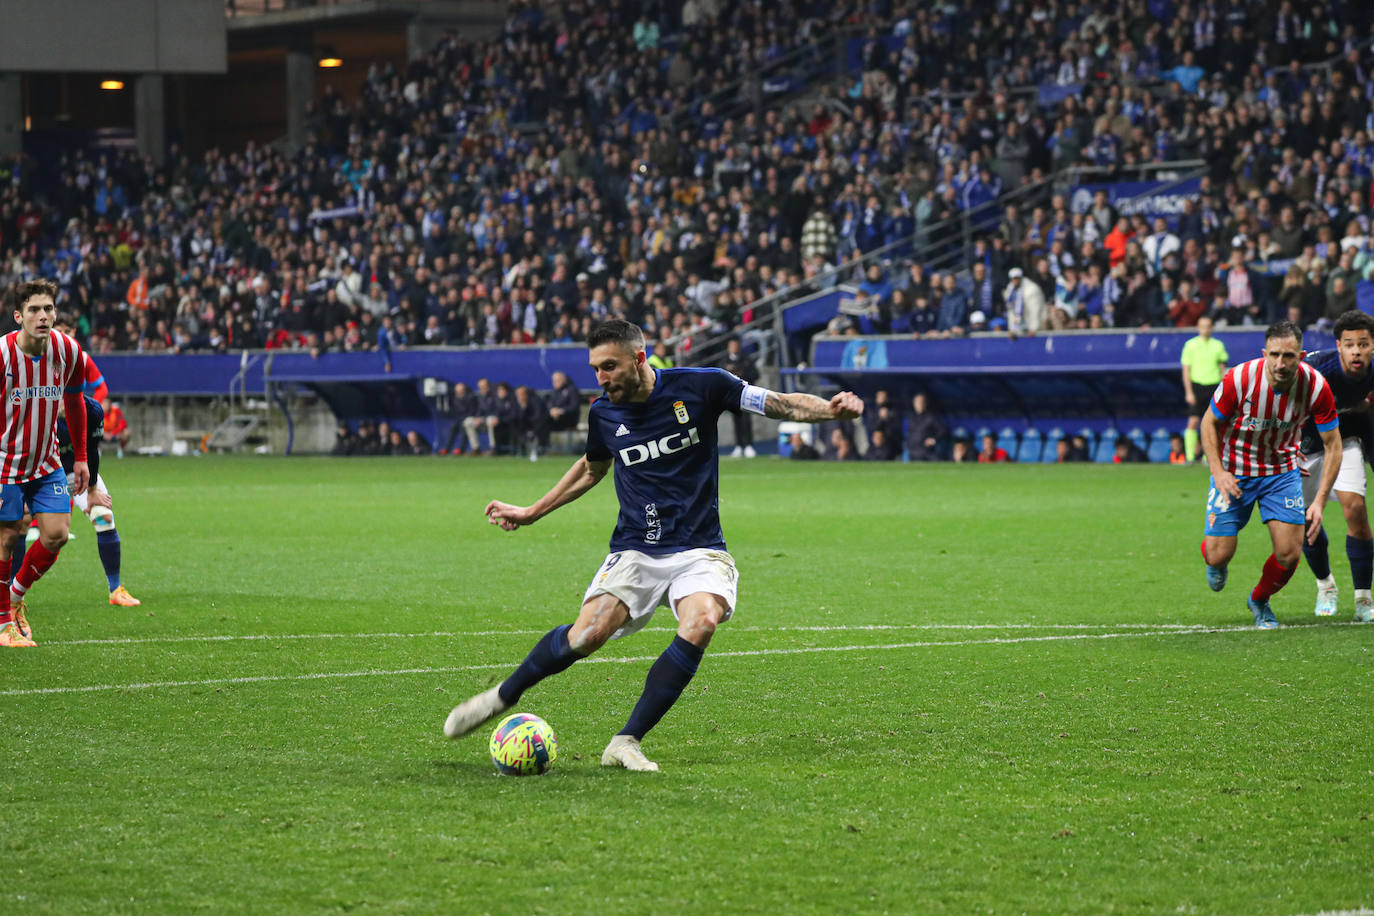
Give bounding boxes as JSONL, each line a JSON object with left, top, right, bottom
{"left": 1346, "top": 535, "right": 1374, "bottom": 590}
{"left": 97, "top": 529, "right": 122, "bottom": 591}
{"left": 1304, "top": 527, "right": 1331, "bottom": 579}
{"left": 618, "top": 636, "right": 705, "bottom": 740}
{"left": 498, "top": 625, "right": 579, "bottom": 706}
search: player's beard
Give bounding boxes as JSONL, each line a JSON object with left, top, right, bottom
{"left": 605, "top": 371, "right": 642, "bottom": 403}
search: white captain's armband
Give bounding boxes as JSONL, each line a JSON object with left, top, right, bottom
{"left": 741, "top": 384, "right": 769, "bottom": 416}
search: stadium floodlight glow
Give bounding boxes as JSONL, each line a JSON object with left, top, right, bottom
{"left": 100, "top": 80, "right": 125, "bottom": 91}
{"left": 317, "top": 46, "right": 343, "bottom": 68}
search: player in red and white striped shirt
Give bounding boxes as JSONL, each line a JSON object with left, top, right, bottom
{"left": 0, "top": 279, "right": 90, "bottom": 647}
{"left": 1200, "top": 320, "right": 1342, "bottom": 629}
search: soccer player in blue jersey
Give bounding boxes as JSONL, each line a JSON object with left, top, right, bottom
{"left": 443, "top": 319, "right": 864, "bottom": 771}
{"left": 1298, "top": 310, "right": 1374, "bottom": 622}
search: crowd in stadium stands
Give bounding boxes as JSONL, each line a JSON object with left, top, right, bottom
{"left": 1, "top": 0, "right": 1373, "bottom": 365}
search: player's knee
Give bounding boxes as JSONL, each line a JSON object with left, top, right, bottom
{"left": 39, "top": 531, "right": 68, "bottom": 551}
{"left": 679, "top": 614, "right": 717, "bottom": 645}
{"left": 568, "top": 621, "right": 612, "bottom": 654}
{"left": 1206, "top": 539, "right": 1236, "bottom": 566}
{"left": 678, "top": 601, "right": 725, "bottom": 644}
{"left": 1344, "top": 504, "right": 1371, "bottom": 538}
{"left": 1276, "top": 545, "right": 1302, "bottom": 568}
{"left": 88, "top": 506, "right": 115, "bottom": 533}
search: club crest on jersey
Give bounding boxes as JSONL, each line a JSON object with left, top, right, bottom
{"left": 618, "top": 427, "right": 700, "bottom": 466}
{"left": 673, "top": 400, "right": 689, "bottom": 424}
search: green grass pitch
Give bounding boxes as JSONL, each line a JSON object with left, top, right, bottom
{"left": 2, "top": 456, "right": 1371, "bottom": 914}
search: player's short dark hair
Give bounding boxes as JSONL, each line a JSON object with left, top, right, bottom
{"left": 9, "top": 279, "right": 57, "bottom": 311}
{"left": 1333, "top": 310, "right": 1374, "bottom": 341}
{"left": 587, "top": 318, "right": 645, "bottom": 353}
{"left": 1264, "top": 320, "right": 1303, "bottom": 347}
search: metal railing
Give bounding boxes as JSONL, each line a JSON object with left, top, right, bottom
{"left": 661, "top": 25, "right": 851, "bottom": 130}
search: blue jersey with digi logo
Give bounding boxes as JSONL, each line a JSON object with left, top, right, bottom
{"left": 585, "top": 367, "right": 746, "bottom": 556}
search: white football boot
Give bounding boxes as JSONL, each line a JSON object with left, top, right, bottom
{"left": 601, "top": 735, "right": 659, "bottom": 771}
{"left": 1315, "top": 582, "right": 1339, "bottom": 617}
{"left": 443, "top": 686, "right": 510, "bottom": 739}
{"left": 1355, "top": 595, "right": 1374, "bottom": 623}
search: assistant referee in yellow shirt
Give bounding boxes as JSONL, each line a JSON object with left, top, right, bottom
{"left": 1180, "top": 315, "right": 1228, "bottom": 462}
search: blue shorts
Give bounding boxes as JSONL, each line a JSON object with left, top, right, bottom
{"left": 0, "top": 469, "right": 71, "bottom": 522}
{"left": 1204, "top": 469, "right": 1305, "bottom": 536}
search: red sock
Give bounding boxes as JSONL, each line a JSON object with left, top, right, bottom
{"left": 11, "top": 540, "right": 60, "bottom": 601}
{"left": 0, "top": 564, "right": 9, "bottom": 625}
{"left": 1251, "top": 554, "right": 1297, "bottom": 602}
{"left": 1200, "top": 539, "right": 1209, "bottom": 565}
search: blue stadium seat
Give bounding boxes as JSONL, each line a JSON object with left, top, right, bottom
{"left": 1127, "top": 428, "right": 1149, "bottom": 450}
{"left": 1147, "top": 427, "right": 1173, "bottom": 463}
{"left": 1041, "top": 427, "right": 1064, "bottom": 463}
{"left": 1016, "top": 428, "right": 1043, "bottom": 463}
{"left": 1093, "top": 428, "right": 1119, "bottom": 463}
{"left": 997, "top": 427, "right": 1020, "bottom": 459}
{"left": 1077, "top": 426, "right": 1099, "bottom": 457}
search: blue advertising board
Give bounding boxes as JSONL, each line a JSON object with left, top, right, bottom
{"left": 1069, "top": 178, "right": 1202, "bottom": 225}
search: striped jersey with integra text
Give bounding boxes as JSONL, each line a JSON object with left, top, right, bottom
{"left": 0, "top": 329, "right": 87, "bottom": 483}
{"left": 1209, "top": 357, "right": 1338, "bottom": 477}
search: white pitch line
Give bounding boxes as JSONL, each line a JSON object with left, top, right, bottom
{"left": 0, "top": 624, "right": 1295, "bottom": 697}
{"left": 44, "top": 621, "right": 1228, "bottom": 648}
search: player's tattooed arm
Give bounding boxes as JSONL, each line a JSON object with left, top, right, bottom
{"left": 763, "top": 390, "right": 864, "bottom": 422}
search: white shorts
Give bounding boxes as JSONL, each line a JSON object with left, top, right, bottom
{"left": 583, "top": 548, "right": 738, "bottom": 640}
{"left": 1300, "top": 438, "right": 1366, "bottom": 504}
{"left": 72, "top": 474, "right": 109, "bottom": 516}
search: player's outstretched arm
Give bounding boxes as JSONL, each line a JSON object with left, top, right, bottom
{"left": 485, "top": 455, "right": 612, "bottom": 532}
{"left": 763, "top": 390, "right": 864, "bottom": 422}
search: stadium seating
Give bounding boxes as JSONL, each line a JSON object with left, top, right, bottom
{"left": 996, "top": 427, "right": 1020, "bottom": 460}
{"left": 1040, "top": 427, "right": 1064, "bottom": 464}
{"left": 11, "top": 0, "right": 1373, "bottom": 466}
{"left": 1092, "top": 429, "right": 1119, "bottom": 464}
{"left": 1016, "top": 428, "right": 1043, "bottom": 463}
{"left": 1146, "top": 427, "right": 1174, "bottom": 463}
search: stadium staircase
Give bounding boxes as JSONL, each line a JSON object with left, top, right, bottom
{"left": 205, "top": 414, "right": 264, "bottom": 453}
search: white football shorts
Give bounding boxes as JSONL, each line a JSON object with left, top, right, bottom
{"left": 72, "top": 474, "right": 109, "bottom": 516}
{"left": 1300, "top": 437, "right": 1367, "bottom": 504}
{"left": 583, "top": 547, "right": 738, "bottom": 640}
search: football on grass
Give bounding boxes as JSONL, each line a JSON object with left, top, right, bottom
{"left": 489, "top": 713, "right": 558, "bottom": 776}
